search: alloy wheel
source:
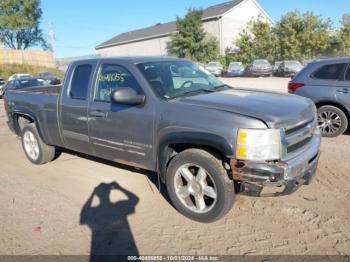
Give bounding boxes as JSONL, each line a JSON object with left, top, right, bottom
{"left": 174, "top": 164, "right": 217, "bottom": 214}
{"left": 317, "top": 110, "right": 342, "bottom": 136}
{"left": 23, "top": 131, "right": 40, "bottom": 161}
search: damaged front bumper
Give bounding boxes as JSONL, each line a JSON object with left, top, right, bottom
{"left": 231, "top": 133, "right": 321, "bottom": 197}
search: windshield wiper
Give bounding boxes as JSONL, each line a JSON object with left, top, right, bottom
{"left": 186, "top": 89, "right": 216, "bottom": 94}
{"left": 168, "top": 89, "right": 215, "bottom": 100}
{"left": 213, "top": 84, "right": 233, "bottom": 90}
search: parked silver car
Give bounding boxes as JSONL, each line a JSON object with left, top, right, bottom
{"left": 2, "top": 77, "right": 45, "bottom": 93}
{"left": 8, "top": 74, "right": 33, "bottom": 81}
{"left": 250, "top": 59, "right": 273, "bottom": 77}
{"left": 277, "top": 60, "right": 303, "bottom": 77}
{"left": 226, "top": 62, "right": 245, "bottom": 77}
{"left": 273, "top": 61, "right": 282, "bottom": 75}
{"left": 289, "top": 57, "right": 350, "bottom": 137}
{"left": 205, "top": 62, "right": 223, "bottom": 76}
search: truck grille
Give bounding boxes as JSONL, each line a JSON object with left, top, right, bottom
{"left": 286, "top": 136, "right": 312, "bottom": 154}
{"left": 283, "top": 119, "right": 317, "bottom": 158}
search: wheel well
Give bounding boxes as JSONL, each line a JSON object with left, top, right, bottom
{"left": 315, "top": 101, "right": 350, "bottom": 122}
{"left": 14, "top": 114, "right": 34, "bottom": 136}
{"left": 169, "top": 143, "right": 227, "bottom": 158}
{"left": 162, "top": 143, "right": 230, "bottom": 179}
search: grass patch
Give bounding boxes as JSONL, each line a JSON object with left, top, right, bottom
{"left": 0, "top": 63, "right": 64, "bottom": 80}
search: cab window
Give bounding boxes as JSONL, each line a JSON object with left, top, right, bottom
{"left": 95, "top": 64, "right": 141, "bottom": 102}
{"left": 70, "top": 64, "right": 92, "bottom": 100}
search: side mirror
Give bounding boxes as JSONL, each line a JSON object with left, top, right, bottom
{"left": 111, "top": 87, "right": 145, "bottom": 106}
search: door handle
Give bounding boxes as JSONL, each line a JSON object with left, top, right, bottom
{"left": 89, "top": 110, "right": 106, "bottom": 118}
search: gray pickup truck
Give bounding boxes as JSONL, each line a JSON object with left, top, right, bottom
{"left": 4, "top": 57, "right": 321, "bottom": 222}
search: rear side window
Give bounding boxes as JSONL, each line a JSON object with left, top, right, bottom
{"left": 70, "top": 64, "right": 92, "bottom": 99}
{"left": 312, "top": 63, "right": 346, "bottom": 80}
{"left": 345, "top": 66, "right": 350, "bottom": 81}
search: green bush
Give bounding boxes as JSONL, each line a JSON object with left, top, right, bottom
{"left": 0, "top": 64, "right": 64, "bottom": 80}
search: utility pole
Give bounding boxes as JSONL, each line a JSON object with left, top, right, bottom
{"left": 48, "top": 22, "right": 56, "bottom": 55}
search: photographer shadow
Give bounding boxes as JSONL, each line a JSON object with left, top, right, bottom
{"left": 80, "top": 182, "right": 139, "bottom": 260}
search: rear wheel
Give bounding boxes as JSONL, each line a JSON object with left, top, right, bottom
{"left": 317, "top": 105, "right": 348, "bottom": 137}
{"left": 21, "top": 124, "right": 56, "bottom": 165}
{"left": 166, "top": 149, "right": 235, "bottom": 223}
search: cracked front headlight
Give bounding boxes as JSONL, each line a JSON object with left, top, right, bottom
{"left": 236, "top": 129, "right": 281, "bottom": 161}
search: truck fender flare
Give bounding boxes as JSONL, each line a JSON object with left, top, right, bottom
{"left": 12, "top": 107, "right": 50, "bottom": 145}
{"left": 157, "top": 131, "right": 233, "bottom": 182}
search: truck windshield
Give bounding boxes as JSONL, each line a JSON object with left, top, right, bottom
{"left": 137, "top": 61, "right": 226, "bottom": 100}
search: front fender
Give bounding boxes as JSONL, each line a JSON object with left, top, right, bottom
{"left": 157, "top": 131, "right": 234, "bottom": 182}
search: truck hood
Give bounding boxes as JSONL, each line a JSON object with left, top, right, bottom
{"left": 176, "top": 89, "right": 315, "bottom": 128}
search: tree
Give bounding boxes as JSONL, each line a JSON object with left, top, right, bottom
{"left": 231, "top": 18, "right": 277, "bottom": 66}
{"left": 324, "top": 14, "right": 350, "bottom": 56}
{"left": 0, "top": 0, "right": 50, "bottom": 50}
{"left": 338, "top": 14, "right": 350, "bottom": 54}
{"left": 170, "top": 9, "right": 219, "bottom": 62}
{"left": 274, "top": 11, "right": 331, "bottom": 60}
{"left": 229, "top": 33, "right": 255, "bottom": 66}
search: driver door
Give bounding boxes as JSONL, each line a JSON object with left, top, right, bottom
{"left": 88, "top": 62, "right": 155, "bottom": 169}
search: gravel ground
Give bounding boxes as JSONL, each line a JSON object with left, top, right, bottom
{"left": 0, "top": 78, "right": 349, "bottom": 256}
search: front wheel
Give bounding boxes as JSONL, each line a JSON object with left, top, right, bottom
{"left": 317, "top": 105, "right": 348, "bottom": 137}
{"left": 166, "top": 149, "right": 235, "bottom": 223}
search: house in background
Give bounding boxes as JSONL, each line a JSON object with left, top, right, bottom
{"left": 95, "top": 0, "right": 272, "bottom": 57}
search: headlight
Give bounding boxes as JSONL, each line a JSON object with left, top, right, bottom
{"left": 236, "top": 129, "right": 281, "bottom": 161}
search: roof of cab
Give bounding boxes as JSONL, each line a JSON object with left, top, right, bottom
{"left": 69, "top": 56, "right": 189, "bottom": 65}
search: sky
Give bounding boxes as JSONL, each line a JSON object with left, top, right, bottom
{"left": 39, "top": 0, "right": 350, "bottom": 58}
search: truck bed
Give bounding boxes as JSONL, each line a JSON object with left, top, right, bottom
{"left": 11, "top": 85, "right": 62, "bottom": 96}
{"left": 5, "top": 85, "right": 63, "bottom": 147}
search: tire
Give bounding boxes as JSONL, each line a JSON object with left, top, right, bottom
{"left": 166, "top": 149, "right": 235, "bottom": 223}
{"left": 317, "top": 105, "right": 348, "bottom": 137}
{"left": 21, "top": 124, "right": 56, "bottom": 165}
